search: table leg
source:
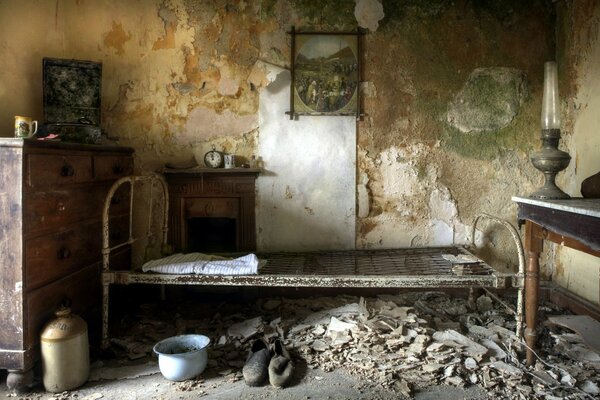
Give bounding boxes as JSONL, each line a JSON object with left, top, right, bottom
{"left": 524, "top": 220, "right": 543, "bottom": 366}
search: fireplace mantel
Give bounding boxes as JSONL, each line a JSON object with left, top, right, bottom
{"left": 163, "top": 167, "right": 260, "bottom": 252}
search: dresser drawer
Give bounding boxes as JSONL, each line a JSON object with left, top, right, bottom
{"left": 94, "top": 155, "right": 134, "bottom": 181}
{"left": 24, "top": 185, "right": 130, "bottom": 234}
{"left": 27, "top": 154, "right": 93, "bottom": 189}
{"left": 26, "top": 263, "right": 100, "bottom": 347}
{"left": 25, "top": 221, "right": 101, "bottom": 290}
{"left": 24, "top": 188, "right": 103, "bottom": 234}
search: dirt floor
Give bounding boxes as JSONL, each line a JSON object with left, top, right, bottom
{"left": 0, "top": 366, "right": 491, "bottom": 400}
{"left": 1, "top": 290, "right": 598, "bottom": 399}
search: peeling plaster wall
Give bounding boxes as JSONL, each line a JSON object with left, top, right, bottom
{"left": 357, "top": 1, "right": 552, "bottom": 273}
{"left": 553, "top": 1, "right": 600, "bottom": 305}
{"left": 0, "top": 1, "right": 561, "bottom": 265}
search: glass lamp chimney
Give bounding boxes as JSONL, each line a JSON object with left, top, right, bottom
{"left": 541, "top": 61, "right": 560, "bottom": 130}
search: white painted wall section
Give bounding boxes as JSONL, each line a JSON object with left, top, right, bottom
{"left": 257, "top": 71, "right": 356, "bottom": 251}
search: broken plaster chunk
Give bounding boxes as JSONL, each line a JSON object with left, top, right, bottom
{"left": 581, "top": 380, "right": 600, "bottom": 395}
{"left": 422, "top": 363, "right": 444, "bottom": 373}
{"left": 393, "top": 379, "right": 412, "bottom": 397}
{"left": 530, "top": 370, "right": 560, "bottom": 386}
{"left": 330, "top": 331, "right": 353, "bottom": 346}
{"left": 468, "top": 373, "right": 478, "bottom": 384}
{"left": 313, "top": 325, "right": 326, "bottom": 336}
{"left": 560, "top": 373, "right": 576, "bottom": 387}
{"left": 464, "top": 357, "right": 478, "bottom": 370}
{"left": 326, "top": 316, "right": 357, "bottom": 334}
{"left": 481, "top": 339, "right": 507, "bottom": 360}
{"left": 490, "top": 361, "right": 523, "bottom": 378}
{"left": 406, "top": 334, "right": 429, "bottom": 356}
{"left": 446, "top": 376, "right": 464, "bottom": 387}
{"left": 476, "top": 295, "right": 494, "bottom": 312}
{"left": 302, "top": 302, "right": 368, "bottom": 326}
{"left": 311, "top": 339, "right": 329, "bottom": 352}
{"left": 432, "top": 329, "right": 488, "bottom": 361}
{"left": 227, "top": 316, "right": 262, "bottom": 340}
{"left": 378, "top": 304, "right": 412, "bottom": 320}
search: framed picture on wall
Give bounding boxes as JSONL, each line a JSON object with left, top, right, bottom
{"left": 288, "top": 28, "right": 362, "bottom": 119}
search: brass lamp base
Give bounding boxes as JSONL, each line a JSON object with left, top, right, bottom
{"left": 529, "top": 129, "right": 571, "bottom": 200}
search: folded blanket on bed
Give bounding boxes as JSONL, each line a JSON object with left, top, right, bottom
{"left": 141, "top": 253, "right": 260, "bottom": 275}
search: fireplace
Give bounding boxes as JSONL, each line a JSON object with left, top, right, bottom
{"left": 164, "top": 168, "right": 259, "bottom": 253}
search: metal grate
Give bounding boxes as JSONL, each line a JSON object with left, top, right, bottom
{"left": 257, "top": 246, "right": 495, "bottom": 277}
{"left": 108, "top": 246, "right": 510, "bottom": 289}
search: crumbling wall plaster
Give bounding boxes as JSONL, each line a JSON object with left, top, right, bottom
{"left": 553, "top": 0, "right": 600, "bottom": 305}
{"left": 357, "top": 1, "right": 552, "bottom": 271}
{"left": 0, "top": 0, "right": 563, "bottom": 267}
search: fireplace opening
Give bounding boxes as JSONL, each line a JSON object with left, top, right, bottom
{"left": 187, "top": 217, "right": 237, "bottom": 253}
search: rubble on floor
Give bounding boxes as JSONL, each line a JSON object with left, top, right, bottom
{"left": 111, "top": 291, "right": 600, "bottom": 399}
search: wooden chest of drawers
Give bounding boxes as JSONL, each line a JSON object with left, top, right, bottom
{"left": 0, "top": 139, "right": 133, "bottom": 388}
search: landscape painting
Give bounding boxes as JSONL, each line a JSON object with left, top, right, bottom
{"left": 292, "top": 33, "right": 359, "bottom": 116}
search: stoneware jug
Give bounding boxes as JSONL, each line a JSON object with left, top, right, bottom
{"left": 40, "top": 308, "right": 90, "bottom": 392}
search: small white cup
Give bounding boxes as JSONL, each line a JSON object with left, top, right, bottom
{"left": 224, "top": 154, "right": 235, "bottom": 169}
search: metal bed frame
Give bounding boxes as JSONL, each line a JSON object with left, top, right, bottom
{"left": 101, "top": 175, "right": 522, "bottom": 348}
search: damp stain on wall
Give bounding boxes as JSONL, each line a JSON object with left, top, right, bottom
{"left": 103, "top": 21, "right": 131, "bottom": 55}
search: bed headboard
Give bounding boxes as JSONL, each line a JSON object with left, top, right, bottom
{"left": 101, "top": 174, "right": 169, "bottom": 272}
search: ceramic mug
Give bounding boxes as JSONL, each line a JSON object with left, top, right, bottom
{"left": 14, "top": 116, "right": 38, "bottom": 138}
{"left": 224, "top": 154, "right": 235, "bottom": 169}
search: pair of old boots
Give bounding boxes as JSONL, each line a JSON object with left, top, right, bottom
{"left": 242, "top": 338, "right": 293, "bottom": 388}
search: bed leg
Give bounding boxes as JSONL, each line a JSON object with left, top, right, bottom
{"left": 102, "top": 282, "right": 110, "bottom": 349}
{"left": 160, "top": 284, "right": 166, "bottom": 301}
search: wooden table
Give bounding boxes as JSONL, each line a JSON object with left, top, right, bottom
{"left": 512, "top": 196, "right": 600, "bottom": 365}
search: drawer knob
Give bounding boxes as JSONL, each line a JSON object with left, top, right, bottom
{"left": 57, "top": 247, "right": 71, "bottom": 260}
{"left": 57, "top": 202, "right": 66, "bottom": 212}
{"left": 60, "top": 164, "right": 75, "bottom": 177}
{"left": 113, "top": 164, "right": 125, "bottom": 174}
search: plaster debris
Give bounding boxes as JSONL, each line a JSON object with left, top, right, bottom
{"left": 581, "top": 380, "right": 600, "bottom": 394}
{"left": 227, "top": 316, "right": 262, "bottom": 340}
{"left": 476, "top": 295, "right": 494, "bottom": 312}
{"left": 108, "top": 291, "right": 599, "bottom": 399}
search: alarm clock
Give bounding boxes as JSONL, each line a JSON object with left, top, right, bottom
{"left": 204, "top": 146, "right": 223, "bottom": 168}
